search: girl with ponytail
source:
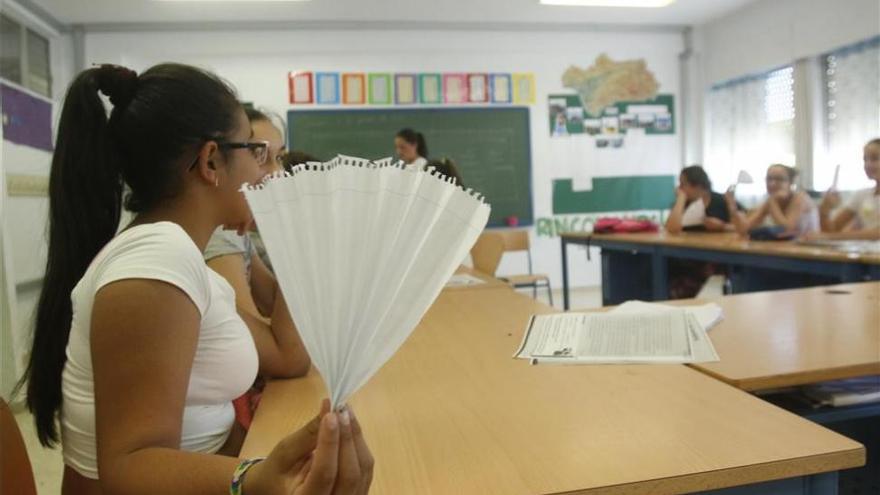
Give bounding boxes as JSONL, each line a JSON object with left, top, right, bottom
{"left": 17, "top": 63, "right": 372, "bottom": 494}
{"left": 394, "top": 128, "right": 429, "bottom": 170}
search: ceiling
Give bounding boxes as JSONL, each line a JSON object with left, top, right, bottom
{"left": 29, "top": 0, "right": 756, "bottom": 29}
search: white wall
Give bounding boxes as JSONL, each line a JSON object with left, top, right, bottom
{"left": 0, "top": 0, "right": 75, "bottom": 398}
{"left": 84, "top": 27, "right": 683, "bottom": 290}
{"left": 684, "top": 0, "right": 880, "bottom": 192}
{"left": 697, "top": 0, "right": 880, "bottom": 86}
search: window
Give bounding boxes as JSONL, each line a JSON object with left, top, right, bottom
{"left": 0, "top": 13, "right": 51, "bottom": 97}
{"left": 0, "top": 14, "right": 22, "bottom": 84}
{"left": 26, "top": 28, "right": 51, "bottom": 96}
{"left": 818, "top": 36, "right": 880, "bottom": 191}
{"left": 705, "top": 66, "right": 795, "bottom": 198}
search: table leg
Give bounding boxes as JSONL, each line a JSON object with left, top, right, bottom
{"left": 561, "top": 237, "right": 570, "bottom": 310}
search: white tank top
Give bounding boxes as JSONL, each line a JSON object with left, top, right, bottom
{"left": 61, "top": 221, "right": 259, "bottom": 479}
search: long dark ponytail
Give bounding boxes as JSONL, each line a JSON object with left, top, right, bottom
{"left": 396, "top": 128, "right": 428, "bottom": 158}
{"left": 16, "top": 63, "right": 241, "bottom": 446}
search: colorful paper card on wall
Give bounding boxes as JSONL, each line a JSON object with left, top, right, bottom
{"left": 512, "top": 73, "right": 536, "bottom": 104}
{"left": 342, "top": 73, "right": 366, "bottom": 104}
{"left": 368, "top": 73, "right": 392, "bottom": 104}
{"left": 467, "top": 74, "right": 488, "bottom": 103}
{"left": 288, "top": 72, "right": 314, "bottom": 104}
{"left": 419, "top": 74, "right": 442, "bottom": 104}
{"left": 489, "top": 74, "right": 512, "bottom": 103}
{"left": 443, "top": 74, "right": 468, "bottom": 104}
{"left": 1, "top": 82, "right": 53, "bottom": 151}
{"left": 315, "top": 73, "right": 340, "bottom": 104}
{"left": 395, "top": 74, "right": 418, "bottom": 104}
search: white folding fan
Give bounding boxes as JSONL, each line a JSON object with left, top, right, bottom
{"left": 243, "top": 156, "right": 491, "bottom": 408}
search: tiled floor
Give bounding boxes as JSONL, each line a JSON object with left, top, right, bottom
{"left": 15, "top": 284, "right": 722, "bottom": 493}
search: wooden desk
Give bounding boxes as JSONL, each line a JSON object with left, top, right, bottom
{"left": 243, "top": 287, "right": 864, "bottom": 494}
{"left": 681, "top": 282, "right": 880, "bottom": 392}
{"left": 560, "top": 231, "right": 880, "bottom": 308}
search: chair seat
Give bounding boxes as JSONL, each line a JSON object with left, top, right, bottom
{"left": 500, "top": 273, "right": 550, "bottom": 287}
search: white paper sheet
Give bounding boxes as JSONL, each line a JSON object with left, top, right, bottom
{"left": 243, "top": 157, "right": 491, "bottom": 408}
{"left": 610, "top": 300, "right": 724, "bottom": 332}
{"left": 514, "top": 309, "right": 719, "bottom": 364}
{"left": 681, "top": 198, "right": 706, "bottom": 227}
{"left": 445, "top": 273, "right": 486, "bottom": 287}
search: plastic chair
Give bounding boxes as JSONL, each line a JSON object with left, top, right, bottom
{"left": 496, "top": 230, "right": 553, "bottom": 305}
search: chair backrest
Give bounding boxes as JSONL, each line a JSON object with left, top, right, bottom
{"left": 470, "top": 231, "right": 505, "bottom": 276}
{"left": 498, "top": 229, "right": 530, "bottom": 253}
{"left": 1, "top": 399, "right": 37, "bottom": 495}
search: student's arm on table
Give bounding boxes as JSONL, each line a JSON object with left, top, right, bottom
{"left": 819, "top": 190, "right": 856, "bottom": 233}
{"left": 665, "top": 189, "right": 688, "bottom": 234}
{"left": 209, "top": 255, "right": 310, "bottom": 378}
{"left": 725, "top": 191, "right": 751, "bottom": 235}
{"left": 767, "top": 192, "right": 805, "bottom": 233}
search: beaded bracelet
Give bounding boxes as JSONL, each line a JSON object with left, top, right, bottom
{"left": 230, "top": 457, "right": 266, "bottom": 495}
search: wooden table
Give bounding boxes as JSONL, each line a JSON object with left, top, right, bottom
{"left": 560, "top": 231, "right": 880, "bottom": 308}
{"left": 681, "top": 282, "right": 880, "bottom": 392}
{"left": 242, "top": 287, "right": 864, "bottom": 494}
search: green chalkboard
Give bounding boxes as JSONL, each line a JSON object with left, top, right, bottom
{"left": 552, "top": 176, "right": 676, "bottom": 214}
{"left": 287, "top": 107, "right": 533, "bottom": 226}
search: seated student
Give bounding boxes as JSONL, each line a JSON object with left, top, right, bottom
{"left": 204, "top": 108, "right": 311, "bottom": 384}
{"left": 17, "top": 63, "right": 371, "bottom": 494}
{"left": 394, "top": 128, "right": 428, "bottom": 170}
{"left": 665, "top": 166, "right": 742, "bottom": 298}
{"left": 728, "top": 164, "right": 818, "bottom": 238}
{"left": 665, "top": 165, "right": 740, "bottom": 234}
{"left": 815, "top": 138, "right": 880, "bottom": 240}
{"left": 427, "top": 157, "right": 465, "bottom": 188}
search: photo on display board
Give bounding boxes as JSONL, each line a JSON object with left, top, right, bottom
{"left": 395, "top": 74, "right": 418, "bottom": 104}
{"left": 342, "top": 73, "right": 366, "bottom": 104}
{"left": 443, "top": 74, "right": 468, "bottom": 104}
{"left": 489, "top": 74, "right": 512, "bottom": 103}
{"left": 288, "top": 71, "right": 314, "bottom": 104}
{"left": 512, "top": 73, "right": 535, "bottom": 104}
{"left": 468, "top": 74, "right": 488, "bottom": 103}
{"left": 315, "top": 73, "right": 340, "bottom": 104}
{"left": 368, "top": 73, "right": 392, "bottom": 104}
{"left": 419, "top": 74, "right": 442, "bottom": 104}
{"left": 547, "top": 93, "right": 676, "bottom": 144}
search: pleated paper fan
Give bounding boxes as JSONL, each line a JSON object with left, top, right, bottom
{"left": 243, "top": 156, "right": 491, "bottom": 408}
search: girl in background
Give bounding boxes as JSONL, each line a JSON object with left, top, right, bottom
{"left": 816, "top": 138, "right": 880, "bottom": 240}
{"left": 427, "top": 157, "right": 465, "bottom": 188}
{"left": 727, "top": 164, "right": 818, "bottom": 238}
{"left": 204, "top": 107, "right": 311, "bottom": 383}
{"left": 666, "top": 165, "right": 740, "bottom": 234}
{"left": 395, "top": 128, "right": 428, "bottom": 170}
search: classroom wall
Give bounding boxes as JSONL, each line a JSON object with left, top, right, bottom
{"left": 684, "top": 0, "right": 880, "bottom": 193}
{"left": 83, "top": 27, "right": 684, "bottom": 290}
{"left": 697, "top": 0, "right": 880, "bottom": 86}
{"left": 0, "top": 0, "right": 75, "bottom": 398}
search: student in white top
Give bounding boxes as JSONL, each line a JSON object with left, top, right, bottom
{"left": 394, "top": 128, "right": 428, "bottom": 170}
{"left": 204, "top": 107, "right": 311, "bottom": 386}
{"left": 729, "top": 164, "right": 819, "bottom": 237}
{"left": 16, "top": 63, "right": 371, "bottom": 495}
{"left": 816, "top": 138, "right": 880, "bottom": 240}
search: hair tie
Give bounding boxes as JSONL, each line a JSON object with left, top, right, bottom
{"left": 95, "top": 64, "right": 138, "bottom": 108}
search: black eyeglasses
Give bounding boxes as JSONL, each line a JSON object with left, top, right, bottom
{"left": 187, "top": 140, "right": 270, "bottom": 170}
